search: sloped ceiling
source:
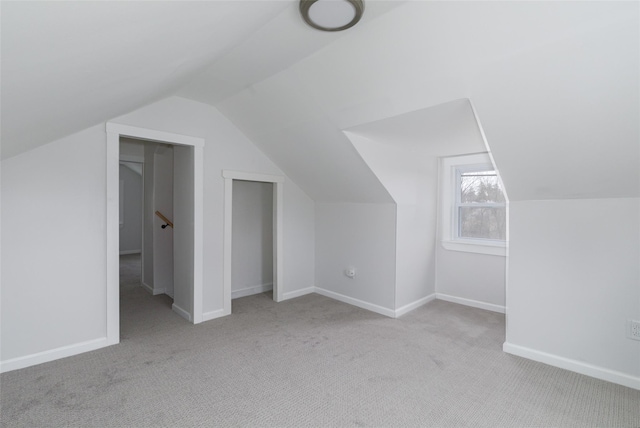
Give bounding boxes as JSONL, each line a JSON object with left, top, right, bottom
{"left": 212, "top": 1, "right": 639, "bottom": 202}
{"left": 3, "top": 1, "right": 638, "bottom": 203}
{"left": 345, "top": 99, "right": 485, "bottom": 157}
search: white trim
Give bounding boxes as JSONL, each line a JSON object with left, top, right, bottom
{"left": 107, "top": 122, "right": 205, "bottom": 336}
{"left": 314, "top": 287, "right": 395, "bottom": 318}
{"left": 222, "top": 170, "right": 284, "bottom": 183}
{"left": 439, "top": 153, "right": 507, "bottom": 255}
{"left": 141, "top": 281, "right": 167, "bottom": 297}
{"left": 172, "top": 303, "right": 192, "bottom": 322}
{"left": 106, "top": 123, "right": 204, "bottom": 148}
{"left": 282, "top": 287, "right": 315, "bottom": 301}
{"left": 232, "top": 283, "right": 273, "bottom": 299}
{"left": 202, "top": 309, "right": 226, "bottom": 322}
{"left": 503, "top": 342, "right": 640, "bottom": 391}
{"left": 192, "top": 139, "right": 204, "bottom": 324}
{"left": 106, "top": 131, "right": 120, "bottom": 346}
{"left": 395, "top": 294, "right": 436, "bottom": 317}
{"left": 119, "top": 153, "right": 144, "bottom": 163}
{"left": 441, "top": 240, "right": 506, "bottom": 256}
{"left": 436, "top": 293, "right": 505, "bottom": 314}
{"left": 223, "top": 177, "right": 233, "bottom": 317}
{"left": 141, "top": 281, "right": 154, "bottom": 295}
{"left": 0, "top": 338, "right": 109, "bottom": 373}
{"left": 119, "top": 249, "right": 141, "bottom": 255}
{"left": 222, "top": 170, "right": 285, "bottom": 315}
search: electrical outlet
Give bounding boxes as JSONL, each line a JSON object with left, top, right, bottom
{"left": 627, "top": 320, "right": 640, "bottom": 341}
{"left": 345, "top": 267, "right": 356, "bottom": 279}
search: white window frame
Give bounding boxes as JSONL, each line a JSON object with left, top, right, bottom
{"left": 439, "top": 153, "right": 507, "bottom": 256}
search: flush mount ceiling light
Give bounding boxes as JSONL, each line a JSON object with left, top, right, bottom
{"left": 300, "top": 0, "right": 364, "bottom": 32}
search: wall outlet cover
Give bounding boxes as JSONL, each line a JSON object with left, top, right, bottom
{"left": 627, "top": 319, "right": 640, "bottom": 341}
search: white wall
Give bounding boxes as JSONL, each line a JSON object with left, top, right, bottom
{"left": 111, "top": 96, "right": 315, "bottom": 316}
{"left": 142, "top": 143, "right": 155, "bottom": 289}
{"left": 1, "top": 96, "right": 315, "bottom": 371}
{"left": 435, "top": 153, "right": 507, "bottom": 311}
{"left": 232, "top": 180, "right": 273, "bottom": 298}
{"left": 119, "top": 164, "right": 142, "bottom": 254}
{"left": 436, "top": 249, "right": 506, "bottom": 309}
{"left": 348, "top": 135, "right": 439, "bottom": 311}
{"left": 505, "top": 198, "right": 640, "bottom": 387}
{"left": 282, "top": 180, "right": 315, "bottom": 299}
{"left": 172, "top": 145, "right": 194, "bottom": 317}
{"left": 152, "top": 146, "right": 174, "bottom": 297}
{"left": 1, "top": 125, "right": 107, "bottom": 363}
{"left": 315, "top": 203, "right": 397, "bottom": 315}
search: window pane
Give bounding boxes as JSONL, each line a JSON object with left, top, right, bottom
{"left": 459, "top": 206, "right": 506, "bottom": 240}
{"left": 460, "top": 171, "right": 505, "bottom": 203}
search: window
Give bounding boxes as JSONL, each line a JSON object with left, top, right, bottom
{"left": 440, "top": 154, "right": 507, "bottom": 256}
{"left": 456, "top": 168, "right": 506, "bottom": 241}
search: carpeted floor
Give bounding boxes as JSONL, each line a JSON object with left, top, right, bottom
{"left": 1, "top": 254, "right": 638, "bottom": 427}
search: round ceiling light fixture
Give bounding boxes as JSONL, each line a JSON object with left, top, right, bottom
{"left": 300, "top": 0, "right": 364, "bottom": 32}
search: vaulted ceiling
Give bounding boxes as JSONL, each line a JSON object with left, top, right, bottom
{"left": 2, "top": 1, "right": 638, "bottom": 203}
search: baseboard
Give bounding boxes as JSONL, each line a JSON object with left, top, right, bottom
{"left": 141, "top": 282, "right": 165, "bottom": 296}
{"left": 395, "top": 293, "right": 436, "bottom": 318}
{"left": 314, "top": 287, "right": 395, "bottom": 318}
{"left": 503, "top": 342, "right": 640, "bottom": 391}
{"left": 119, "top": 249, "right": 141, "bottom": 255}
{"left": 282, "top": 287, "right": 315, "bottom": 301}
{"left": 141, "top": 281, "right": 154, "bottom": 295}
{"left": 202, "top": 308, "right": 226, "bottom": 322}
{"left": 232, "top": 283, "right": 273, "bottom": 300}
{"left": 436, "top": 293, "right": 505, "bottom": 314}
{"left": 0, "top": 337, "right": 109, "bottom": 373}
{"left": 172, "top": 303, "right": 192, "bottom": 322}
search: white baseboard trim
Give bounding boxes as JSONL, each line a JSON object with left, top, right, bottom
{"left": 0, "top": 337, "right": 109, "bottom": 373}
{"left": 503, "top": 342, "right": 640, "bottom": 391}
{"left": 281, "top": 287, "right": 315, "bottom": 301}
{"left": 436, "top": 293, "right": 505, "bottom": 314}
{"left": 314, "top": 287, "right": 395, "bottom": 318}
{"left": 172, "top": 303, "right": 192, "bottom": 322}
{"left": 202, "top": 308, "right": 227, "bottom": 322}
{"left": 119, "top": 249, "right": 141, "bottom": 255}
{"left": 232, "top": 283, "right": 273, "bottom": 300}
{"left": 395, "top": 293, "right": 436, "bottom": 318}
{"left": 141, "top": 282, "right": 166, "bottom": 296}
{"left": 141, "top": 281, "right": 154, "bottom": 295}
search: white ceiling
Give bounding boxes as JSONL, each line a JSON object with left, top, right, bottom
{"left": 2, "top": 1, "right": 638, "bottom": 203}
{"left": 345, "top": 99, "right": 486, "bottom": 157}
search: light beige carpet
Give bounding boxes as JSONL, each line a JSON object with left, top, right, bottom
{"left": 1, "top": 254, "right": 638, "bottom": 427}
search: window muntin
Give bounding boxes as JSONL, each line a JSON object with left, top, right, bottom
{"left": 454, "top": 166, "right": 506, "bottom": 242}
{"left": 439, "top": 154, "right": 507, "bottom": 256}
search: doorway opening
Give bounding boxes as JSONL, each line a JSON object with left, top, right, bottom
{"left": 231, "top": 180, "right": 274, "bottom": 305}
{"left": 107, "top": 123, "right": 204, "bottom": 347}
{"left": 222, "top": 170, "right": 284, "bottom": 316}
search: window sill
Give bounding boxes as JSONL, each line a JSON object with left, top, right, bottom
{"left": 441, "top": 240, "right": 506, "bottom": 256}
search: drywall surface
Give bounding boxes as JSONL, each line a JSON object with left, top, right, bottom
{"left": 1, "top": 125, "right": 107, "bottom": 361}
{"left": 142, "top": 143, "right": 155, "bottom": 288}
{"left": 153, "top": 147, "right": 174, "bottom": 297}
{"left": 436, "top": 248, "right": 506, "bottom": 308}
{"left": 348, "top": 135, "right": 438, "bottom": 309}
{"left": 506, "top": 198, "right": 640, "bottom": 378}
{"left": 119, "top": 164, "right": 142, "bottom": 254}
{"left": 283, "top": 180, "right": 315, "bottom": 296}
{"left": 172, "top": 145, "right": 194, "bottom": 315}
{"left": 232, "top": 180, "right": 273, "bottom": 296}
{"left": 217, "top": 2, "right": 637, "bottom": 203}
{"left": 395, "top": 203, "right": 437, "bottom": 309}
{"left": 120, "top": 138, "right": 144, "bottom": 161}
{"left": 0, "top": 96, "right": 315, "bottom": 370}
{"left": 111, "top": 96, "right": 315, "bottom": 315}
{"left": 315, "top": 203, "right": 396, "bottom": 312}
